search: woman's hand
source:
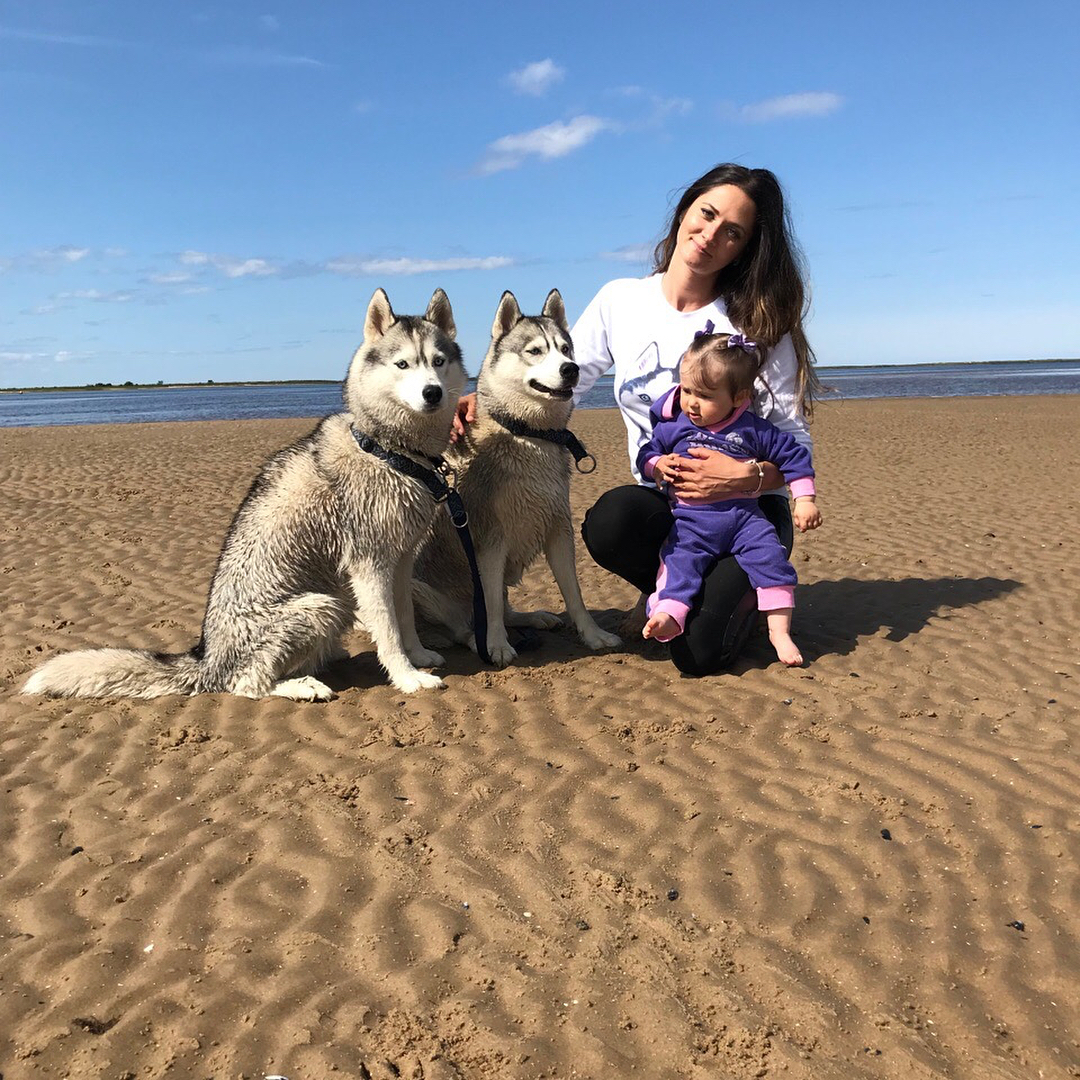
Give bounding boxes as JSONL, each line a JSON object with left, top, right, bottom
{"left": 451, "top": 392, "right": 477, "bottom": 442}
{"left": 668, "top": 446, "right": 759, "bottom": 503}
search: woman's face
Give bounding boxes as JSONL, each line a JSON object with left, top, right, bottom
{"left": 673, "top": 184, "right": 757, "bottom": 279}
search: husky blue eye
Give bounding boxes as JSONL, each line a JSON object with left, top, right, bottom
{"left": 433, "top": 356, "right": 444, "bottom": 367}
{"left": 395, "top": 360, "right": 409, "bottom": 369}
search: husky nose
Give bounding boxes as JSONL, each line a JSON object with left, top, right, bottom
{"left": 560, "top": 361, "right": 580, "bottom": 386}
{"left": 422, "top": 384, "right": 443, "bottom": 407}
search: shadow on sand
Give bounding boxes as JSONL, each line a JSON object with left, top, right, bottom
{"left": 322, "top": 575, "right": 1022, "bottom": 689}
{"left": 794, "top": 574, "right": 1022, "bottom": 656}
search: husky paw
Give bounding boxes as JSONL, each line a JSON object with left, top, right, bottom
{"left": 487, "top": 640, "right": 518, "bottom": 668}
{"left": 392, "top": 669, "right": 446, "bottom": 693}
{"left": 272, "top": 676, "right": 336, "bottom": 702}
{"left": 492, "top": 639, "right": 520, "bottom": 665}
{"left": 406, "top": 646, "right": 445, "bottom": 669}
{"left": 469, "top": 633, "right": 517, "bottom": 668}
{"left": 510, "top": 609, "right": 563, "bottom": 630}
{"left": 581, "top": 625, "right": 622, "bottom": 651}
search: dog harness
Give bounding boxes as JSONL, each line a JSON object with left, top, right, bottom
{"left": 350, "top": 427, "right": 492, "bottom": 666}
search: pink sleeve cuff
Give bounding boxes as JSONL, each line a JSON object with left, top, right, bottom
{"left": 643, "top": 455, "right": 661, "bottom": 480}
{"left": 789, "top": 477, "right": 816, "bottom": 500}
{"left": 756, "top": 585, "right": 795, "bottom": 611}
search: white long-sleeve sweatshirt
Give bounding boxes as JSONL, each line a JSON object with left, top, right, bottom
{"left": 571, "top": 274, "right": 810, "bottom": 486}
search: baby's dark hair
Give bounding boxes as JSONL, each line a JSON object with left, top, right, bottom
{"left": 680, "top": 333, "right": 766, "bottom": 400}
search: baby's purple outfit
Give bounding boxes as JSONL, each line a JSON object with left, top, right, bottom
{"left": 636, "top": 387, "right": 816, "bottom": 640}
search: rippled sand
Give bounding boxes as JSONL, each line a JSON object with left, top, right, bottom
{"left": 2, "top": 398, "right": 1078, "bottom": 1079}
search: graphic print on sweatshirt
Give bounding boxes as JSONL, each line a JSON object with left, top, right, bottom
{"left": 617, "top": 340, "right": 680, "bottom": 445}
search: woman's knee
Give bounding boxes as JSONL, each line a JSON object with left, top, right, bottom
{"left": 581, "top": 486, "right": 668, "bottom": 565}
{"left": 668, "top": 558, "right": 758, "bottom": 676}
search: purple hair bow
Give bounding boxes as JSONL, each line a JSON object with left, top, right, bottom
{"left": 693, "top": 319, "right": 715, "bottom": 339}
{"left": 728, "top": 333, "right": 757, "bottom": 351}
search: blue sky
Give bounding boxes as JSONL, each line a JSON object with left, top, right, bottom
{"left": 2, "top": 0, "right": 1078, "bottom": 387}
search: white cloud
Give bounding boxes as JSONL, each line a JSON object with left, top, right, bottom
{"left": 324, "top": 256, "right": 514, "bottom": 277}
{"left": 172, "top": 250, "right": 512, "bottom": 280}
{"left": 0, "top": 347, "right": 97, "bottom": 372}
{"left": 649, "top": 96, "right": 692, "bottom": 121}
{"left": 600, "top": 243, "right": 652, "bottom": 263}
{"left": 728, "top": 91, "right": 843, "bottom": 123}
{"left": 176, "top": 251, "right": 280, "bottom": 278}
{"left": 478, "top": 115, "right": 612, "bottom": 174}
{"left": 56, "top": 288, "right": 135, "bottom": 303}
{"left": 0, "top": 25, "right": 127, "bottom": 48}
{"left": 507, "top": 59, "right": 565, "bottom": 97}
{"left": 0, "top": 245, "right": 92, "bottom": 273}
{"left": 601, "top": 85, "right": 693, "bottom": 131}
{"left": 203, "top": 46, "right": 324, "bottom": 68}
{"left": 222, "top": 257, "right": 277, "bottom": 278}
{"left": 146, "top": 271, "right": 195, "bottom": 285}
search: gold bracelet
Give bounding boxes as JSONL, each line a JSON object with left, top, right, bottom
{"left": 749, "top": 459, "right": 765, "bottom": 496}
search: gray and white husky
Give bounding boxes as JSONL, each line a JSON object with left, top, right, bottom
{"left": 22, "top": 288, "right": 466, "bottom": 701}
{"left": 413, "top": 289, "right": 622, "bottom": 667}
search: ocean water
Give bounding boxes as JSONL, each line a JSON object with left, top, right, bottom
{"left": 2, "top": 360, "right": 1078, "bottom": 428}
{"left": 815, "top": 360, "right": 1080, "bottom": 401}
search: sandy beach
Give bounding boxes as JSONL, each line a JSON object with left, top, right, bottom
{"left": 2, "top": 396, "right": 1078, "bottom": 1079}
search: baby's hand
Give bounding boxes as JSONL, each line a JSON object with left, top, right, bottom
{"left": 793, "top": 497, "right": 823, "bottom": 533}
{"left": 653, "top": 454, "right": 682, "bottom": 485}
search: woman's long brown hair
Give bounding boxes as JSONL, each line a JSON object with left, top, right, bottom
{"left": 653, "top": 163, "right": 822, "bottom": 416}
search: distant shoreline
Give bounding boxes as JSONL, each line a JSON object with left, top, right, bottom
{"left": 0, "top": 380, "right": 341, "bottom": 397}
{"left": 3, "top": 357, "right": 1076, "bottom": 394}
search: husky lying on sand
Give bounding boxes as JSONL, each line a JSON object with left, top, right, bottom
{"left": 23, "top": 289, "right": 466, "bottom": 700}
{"left": 413, "top": 289, "right": 622, "bottom": 667}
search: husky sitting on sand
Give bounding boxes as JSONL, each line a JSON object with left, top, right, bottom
{"left": 413, "top": 289, "right": 622, "bottom": 667}
{"left": 23, "top": 289, "right": 466, "bottom": 700}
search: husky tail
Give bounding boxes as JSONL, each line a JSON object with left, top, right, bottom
{"left": 22, "top": 648, "right": 201, "bottom": 699}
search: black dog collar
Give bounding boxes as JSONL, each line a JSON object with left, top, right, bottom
{"left": 486, "top": 411, "right": 597, "bottom": 474}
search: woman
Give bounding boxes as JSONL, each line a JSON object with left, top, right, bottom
{"left": 571, "top": 163, "right": 820, "bottom": 676}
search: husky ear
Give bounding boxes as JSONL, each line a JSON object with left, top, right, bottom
{"left": 425, "top": 288, "right": 457, "bottom": 339}
{"left": 541, "top": 288, "right": 568, "bottom": 332}
{"left": 492, "top": 291, "right": 522, "bottom": 340}
{"left": 363, "top": 288, "right": 396, "bottom": 343}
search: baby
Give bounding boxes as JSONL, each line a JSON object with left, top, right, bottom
{"left": 637, "top": 331, "right": 823, "bottom": 666}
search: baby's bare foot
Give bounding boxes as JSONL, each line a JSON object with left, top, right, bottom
{"left": 769, "top": 630, "right": 804, "bottom": 667}
{"left": 643, "top": 612, "right": 679, "bottom": 640}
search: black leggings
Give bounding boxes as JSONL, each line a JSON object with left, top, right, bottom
{"left": 581, "top": 486, "right": 794, "bottom": 676}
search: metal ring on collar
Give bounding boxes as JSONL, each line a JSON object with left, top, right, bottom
{"left": 575, "top": 454, "right": 598, "bottom": 474}
{"left": 438, "top": 462, "right": 459, "bottom": 489}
